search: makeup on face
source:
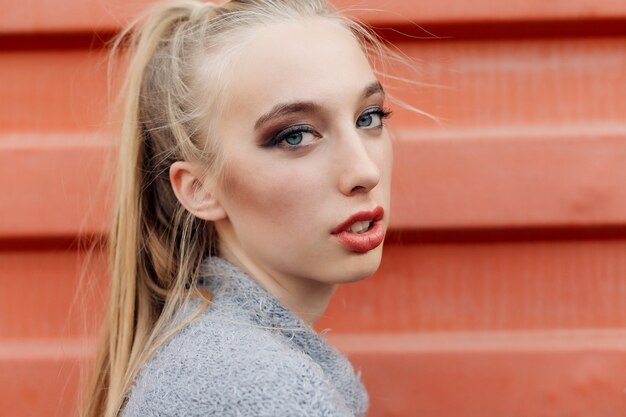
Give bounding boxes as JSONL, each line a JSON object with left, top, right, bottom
{"left": 330, "top": 206, "right": 385, "bottom": 253}
{"left": 212, "top": 18, "right": 393, "bottom": 287}
{"left": 254, "top": 81, "right": 385, "bottom": 130}
{"left": 254, "top": 82, "right": 390, "bottom": 151}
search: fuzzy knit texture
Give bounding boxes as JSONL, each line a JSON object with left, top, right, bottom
{"left": 120, "top": 256, "right": 369, "bottom": 417}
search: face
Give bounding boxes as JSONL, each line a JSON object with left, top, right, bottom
{"left": 210, "top": 18, "right": 393, "bottom": 285}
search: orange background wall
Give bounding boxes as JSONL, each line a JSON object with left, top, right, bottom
{"left": 2, "top": 1, "right": 626, "bottom": 416}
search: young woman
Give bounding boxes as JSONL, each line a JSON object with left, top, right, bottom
{"left": 83, "top": 0, "right": 395, "bottom": 416}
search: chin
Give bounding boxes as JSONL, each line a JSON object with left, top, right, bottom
{"left": 332, "top": 245, "right": 384, "bottom": 284}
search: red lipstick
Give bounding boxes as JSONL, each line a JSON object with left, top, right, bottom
{"left": 331, "top": 206, "right": 385, "bottom": 253}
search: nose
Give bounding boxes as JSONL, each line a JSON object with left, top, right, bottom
{"left": 335, "top": 130, "right": 381, "bottom": 196}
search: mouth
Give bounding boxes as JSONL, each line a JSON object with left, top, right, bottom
{"left": 331, "top": 206, "right": 385, "bottom": 235}
{"left": 345, "top": 219, "right": 375, "bottom": 234}
{"left": 330, "top": 206, "right": 386, "bottom": 253}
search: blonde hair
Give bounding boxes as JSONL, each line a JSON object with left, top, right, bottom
{"left": 80, "top": 1, "right": 418, "bottom": 416}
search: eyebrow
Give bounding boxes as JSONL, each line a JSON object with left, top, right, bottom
{"left": 254, "top": 81, "right": 385, "bottom": 130}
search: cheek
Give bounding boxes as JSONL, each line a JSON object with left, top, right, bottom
{"left": 220, "top": 155, "right": 320, "bottom": 234}
{"left": 386, "top": 140, "right": 394, "bottom": 183}
{"left": 376, "top": 136, "right": 394, "bottom": 190}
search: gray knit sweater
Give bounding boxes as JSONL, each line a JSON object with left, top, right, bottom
{"left": 121, "top": 256, "right": 369, "bottom": 417}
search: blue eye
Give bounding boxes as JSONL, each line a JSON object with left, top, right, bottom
{"left": 284, "top": 131, "right": 311, "bottom": 146}
{"left": 263, "top": 125, "right": 320, "bottom": 150}
{"left": 357, "top": 108, "right": 392, "bottom": 128}
{"left": 356, "top": 113, "right": 380, "bottom": 127}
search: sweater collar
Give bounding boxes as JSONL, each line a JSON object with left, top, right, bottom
{"left": 197, "top": 255, "right": 369, "bottom": 416}
{"left": 198, "top": 256, "right": 309, "bottom": 332}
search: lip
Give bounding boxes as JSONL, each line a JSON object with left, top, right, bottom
{"left": 331, "top": 206, "right": 385, "bottom": 235}
{"left": 331, "top": 206, "right": 385, "bottom": 253}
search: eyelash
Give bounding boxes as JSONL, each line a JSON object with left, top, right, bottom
{"left": 261, "top": 107, "right": 393, "bottom": 150}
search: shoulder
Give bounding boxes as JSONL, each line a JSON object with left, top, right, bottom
{"left": 121, "top": 312, "right": 352, "bottom": 417}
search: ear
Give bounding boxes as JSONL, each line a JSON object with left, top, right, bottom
{"left": 169, "top": 161, "right": 227, "bottom": 221}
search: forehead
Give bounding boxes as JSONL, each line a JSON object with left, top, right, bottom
{"left": 223, "top": 18, "right": 376, "bottom": 115}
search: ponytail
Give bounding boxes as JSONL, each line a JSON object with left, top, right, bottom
{"left": 82, "top": 3, "right": 220, "bottom": 416}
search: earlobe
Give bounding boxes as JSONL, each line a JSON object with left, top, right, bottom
{"left": 169, "top": 161, "right": 227, "bottom": 221}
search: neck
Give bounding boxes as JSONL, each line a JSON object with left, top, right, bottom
{"left": 218, "top": 245, "right": 336, "bottom": 327}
